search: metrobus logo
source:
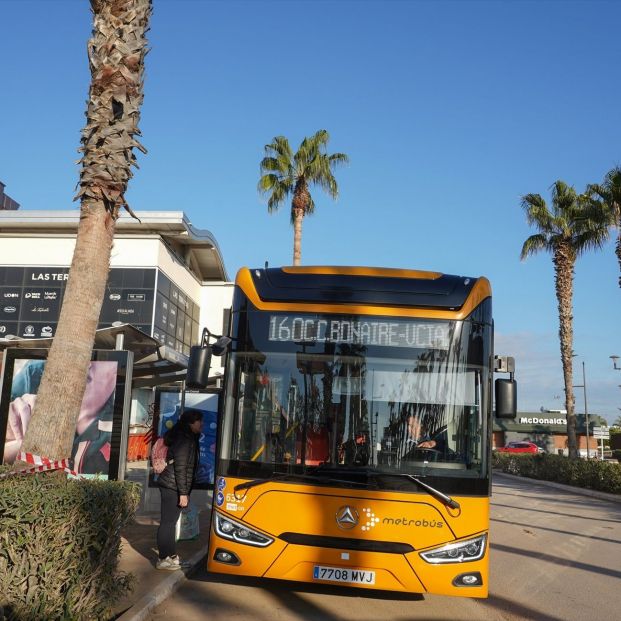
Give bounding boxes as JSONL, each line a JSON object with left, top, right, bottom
{"left": 335, "top": 506, "right": 444, "bottom": 530}
{"left": 382, "top": 517, "right": 445, "bottom": 528}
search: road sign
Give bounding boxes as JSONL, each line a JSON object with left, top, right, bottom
{"left": 592, "top": 426, "right": 610, "bottom": 439}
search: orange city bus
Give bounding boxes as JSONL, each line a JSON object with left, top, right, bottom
{"left": 202, "top": 266, "right": 516, "bottom": 598}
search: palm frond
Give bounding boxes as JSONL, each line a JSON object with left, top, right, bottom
{"left": 264, "top": 136, "right": 292, "bottom": 160}
{"left": 267, "top": 181, "right": 290, "bottom": 213}
{"left": 521, "top": 193, "right": 554, "bottom": 231}
{"left": 258, "top": 173, "right": 280, "bottom": 193}
{"left": 603, "top": 166, "right": 621, "bottom": 221}
{"left": 571, "top": 192, "right": 612, "bottom": 254}
{"left": 573, "top": 227, "right": 610, "bottom": 254}
{"left": 329, "top": 152, "right": 349, "bottom": 166}
{"left": 312, "top": 129, "right": 330, "bottom": 147}
{"left": 550, "top": 180, "right": 578, "bottom": 219}
{"left": 520, "top": 233, "right": 551, "bottom": 260}
{"left": 259, "top": 156, "right": 286, "bottom": 174}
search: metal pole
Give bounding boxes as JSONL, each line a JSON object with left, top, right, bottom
{"left": 582, "top": 361, "right": 590, "bottom": 459}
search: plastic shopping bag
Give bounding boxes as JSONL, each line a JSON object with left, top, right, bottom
{"left": 175, "top": 502, "right": 200, "bottom": 541}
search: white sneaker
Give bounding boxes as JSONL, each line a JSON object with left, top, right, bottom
{"left": 156, "top": 556, "right": 180, "bottom": 571}
{"left": 171, "top": 554, "right": 191, "bottom": 569}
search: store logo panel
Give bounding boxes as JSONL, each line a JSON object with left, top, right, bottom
{"left": 1, "top": 302, "right": 20, "bottom": 318}
{"left": 1, "top": 287, "right": 21, "bottom": 300}
{"left": 0, "top": 266, "right": 157, "bottom": 339}
{"left": 100, "top": 285, "right": 154, "bottom": 324}
{"left": 20, "top": 288, "right": 62, "bottom": 322}
{"left": 0, "top": 321, "right": 18, "bottom": 337}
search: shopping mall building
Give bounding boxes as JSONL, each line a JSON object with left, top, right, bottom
{"left": 0, "top": 208, "right": 233, "bottom": 501}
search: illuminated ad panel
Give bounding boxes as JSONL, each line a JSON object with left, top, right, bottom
{"left": 149, "top": 388, "right": 218, "bottom": 489}
{"left": 0, "top": 348, "right": 132, "bottom": 480}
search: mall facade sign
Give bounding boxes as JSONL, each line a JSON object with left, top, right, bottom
{"left": 0, "top": 266, "right": 200, "bottom": 355}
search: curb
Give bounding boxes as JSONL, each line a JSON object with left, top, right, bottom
{"left": 115, "top": 544, "right": 209, "bottom": 621}
{"left": 493, "top": 470, "right": 621, "bottom": 504}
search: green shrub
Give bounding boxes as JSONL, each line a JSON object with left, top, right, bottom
{"left": 492, "top": 452, "right": 621, "bottom": 494}
{"left": 612, "top": 449, "right": 621, "bottom": 461}
{"left": 0, "top": 468, "right": 139, "bottom": 621}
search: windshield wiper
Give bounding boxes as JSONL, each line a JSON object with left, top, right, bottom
{"left": 233, "top": 472, "right": 376, "bottom": 495}
{"left": 372, "top": 472, "right": 460, "bottom": 510}
{"left": 304, "top": 465, "right": 459, "bottom": 510}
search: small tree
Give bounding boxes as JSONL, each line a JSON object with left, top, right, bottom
{"left": 20, "top": 0, "right": 152, "bottom": 465}
{"left": 520, "top": 181, "right": 609, "bottom": 459}
{"left": 258, "top": 130, "right": 348, "bottom": 265}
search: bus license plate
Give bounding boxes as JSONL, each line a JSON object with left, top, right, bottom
{"left": 313, "top": 565, "right": 375, "bottom": 585}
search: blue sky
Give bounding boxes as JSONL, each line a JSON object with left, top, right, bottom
{"left": 1, "top": 0, "right": 620, "bottom": 423}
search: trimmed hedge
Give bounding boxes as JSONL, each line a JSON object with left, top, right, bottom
{"left": 0, "top": 469, "right": 140, "bottom": 621}
{"left": 492, "top": 452, "right": 621, "bottom": 495}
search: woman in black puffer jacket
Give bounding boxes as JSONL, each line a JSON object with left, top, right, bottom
{"left": 156, "top": 408, "right": 203, "bottom": 570}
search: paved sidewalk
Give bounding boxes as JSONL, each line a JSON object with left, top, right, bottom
{"left": 492, "top": 470, "right": 621, "bottom": 504}
{"left": 112, "top": 510, "right": 212, "bottom": 621}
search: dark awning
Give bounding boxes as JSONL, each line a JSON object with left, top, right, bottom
{"left": 0, "top": 323, "right": 188, "bottom": 388}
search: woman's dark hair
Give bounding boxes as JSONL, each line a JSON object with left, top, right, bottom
{"left": 164, "top": 408, "right": 203, "bottom": 445}
{"left": 179, "top": 408, "right": 203, "bottom": 426}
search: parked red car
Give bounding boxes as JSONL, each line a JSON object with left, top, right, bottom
{"left": 495, "top": 441, "right": 544, "bottom": 454}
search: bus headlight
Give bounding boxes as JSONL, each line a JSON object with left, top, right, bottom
{"left": 419, "top": 534, "right": 486, "bottom": 564}
{"left": 214, "top": 512, "right": 274, "bottom": 547}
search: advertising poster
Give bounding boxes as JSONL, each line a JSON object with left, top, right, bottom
{"left": 0, "top": 349, "right": 130, "bottom": 479}
{"left": 153, "top": 389, "right": 218, "bottom": 489}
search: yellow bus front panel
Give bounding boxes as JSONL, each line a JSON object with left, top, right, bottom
{"left": 208, "top": 479, "right": 489, "bottom": 597}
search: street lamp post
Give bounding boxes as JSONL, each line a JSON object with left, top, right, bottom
{"left": 573, "top": 359, "right": 590, "bottom": 458}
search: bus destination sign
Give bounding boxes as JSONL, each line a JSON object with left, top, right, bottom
{"left": 268, "top": 315, "right": 450, "bottom": 349}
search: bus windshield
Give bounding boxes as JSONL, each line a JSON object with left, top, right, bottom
{"left": 220, "top": 311, "right": 491, "bottom": 485}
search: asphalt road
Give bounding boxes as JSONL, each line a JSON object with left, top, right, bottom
{"left": 147, "top": 475, "right": 621, "bottom": 621}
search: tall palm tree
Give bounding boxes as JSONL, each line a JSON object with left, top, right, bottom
{"left": 520, "top": 181, "right": 609, "bottom": 459}
{"left": 587, "top": 167, "right": 621, "bottom": 287}
{"left": 20, "top": 0, "right": 152, "bottom": 466}
{"left": 258, "top": 130, "right": 348, "bottom": 265}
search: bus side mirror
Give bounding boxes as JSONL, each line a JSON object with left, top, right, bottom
{"left": 186, "top": 332, "right": 232, "bottom": 389}
{"left": 495, "top": 378, "right": 517, "bottom": 419}
{"left": 186, "top": 345, "right": 212, "bottom": 390}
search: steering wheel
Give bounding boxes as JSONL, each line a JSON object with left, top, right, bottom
{"left": 410, "top": 447, "right": 443, "bottom": 461}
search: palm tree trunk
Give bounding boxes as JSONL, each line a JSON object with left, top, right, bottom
{"left": 20, "top": 0, "right": 151, "bottom": 465}
{"left": 22, "top": 208, "right": 115, "bottom": 460}
{"left": 292, "top": 208, "right": 303, "bottom": 265}
{"left": 554, "top": 244, "right": 578, "bottom": 459}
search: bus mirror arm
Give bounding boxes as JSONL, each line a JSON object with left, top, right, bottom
{"left": 186, "top": 328, "right": 233, "bottom": 389}
{"left": 199, "top": 327, "right": 232, "bottom": 356}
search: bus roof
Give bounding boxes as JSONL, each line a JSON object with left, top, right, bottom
{"left": 235, "top": 266, "right": 491, "bottom": 318}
